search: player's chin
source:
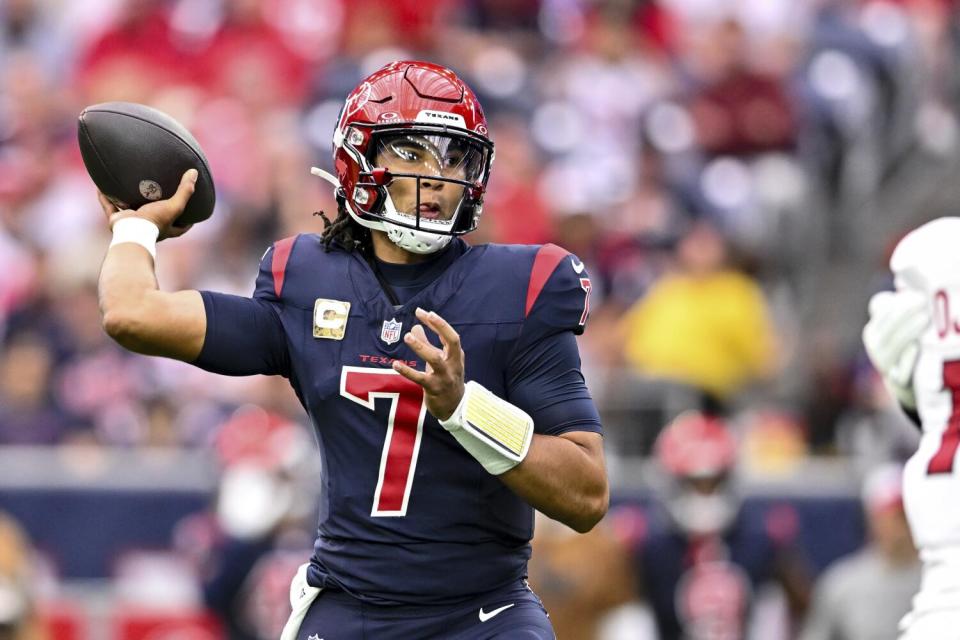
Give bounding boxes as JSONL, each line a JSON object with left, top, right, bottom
{"left": 401, "top": 209, "right": 454, "bottom": 224}
{"left": 427, "top": 209, "right": 456, "bottom": 223}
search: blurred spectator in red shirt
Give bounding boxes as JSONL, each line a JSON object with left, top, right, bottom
{"left": 193, "top": 0, "right": 311, "bottom": 110}
{"left": 348, "top": 0, "right": 453, "bottom": 51}
{"left": 684, "top": 18, "right": 798, "bottom": 157}
{"left": 76, "top": 0, "right": 191, "bottom": 104}
{"left": 480, "top": 115, "right": 552, "bottom": 245}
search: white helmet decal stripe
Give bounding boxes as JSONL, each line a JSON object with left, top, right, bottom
{"left": 338, "top": 82, "right": 372, "bottom": 132}
{"left": 415, "top": 110, "right": 467, "bottom": 127}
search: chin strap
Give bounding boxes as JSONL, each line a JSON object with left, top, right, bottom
{"left": 310, "top": 166, "right": 341, "bottom": 189}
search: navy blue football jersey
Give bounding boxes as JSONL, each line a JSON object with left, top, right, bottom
{"left": 193, "top": 236, "right": 601, "bottom": 605}
{"left": 637, "top": 505, "right": 803, "bottom": 640}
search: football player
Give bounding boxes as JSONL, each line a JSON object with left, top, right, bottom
{"left": 96, "top": 61, "right": 608, "bottom": 640}
{"left": 863, "top": 217, "right": 960, "bottom": 639}
{"left": 635, "top": 412, "right": 811, "bottom": 639}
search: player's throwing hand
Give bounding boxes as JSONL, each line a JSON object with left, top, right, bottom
{"left": 98, "top": 169, "right": 198, "bottom": 240}
{"left": 392, "top": 307, "right": 465, "bottom": 421}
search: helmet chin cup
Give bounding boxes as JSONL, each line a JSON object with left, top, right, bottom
{"left": 388, "top": 226, "right": 453, "bottom": 254}
{"left": 341, "top": 190, "right": 452, "bottom": 254}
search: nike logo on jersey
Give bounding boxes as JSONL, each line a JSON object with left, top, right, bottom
{"left": 571, "top": 257, "right": 585, "bottom": 274}
{"left": 307, "top": 635, "right": 322, "bottom": 640}
{"left": 479, "top": 603, "right": 515, "bottom": 622}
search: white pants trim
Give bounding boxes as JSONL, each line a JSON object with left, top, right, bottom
{"left": 279, "top": 562, "right": 323, "bottom": 640}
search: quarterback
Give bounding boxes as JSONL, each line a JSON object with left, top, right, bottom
{"left": 863, "top": 217, "right": 960, "bottom": 639}
{"left": 96, "top": 61, "right": 608, "bottom": 639}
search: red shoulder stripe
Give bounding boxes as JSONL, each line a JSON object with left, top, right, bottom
{"left": 525, "top": 243, "right": 569, "bottom": 317}
{"left": 271, "top": 236, "right": 297, "bottom": 297}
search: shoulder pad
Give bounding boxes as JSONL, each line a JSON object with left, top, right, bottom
{"left": 524, "top": 243, "right": 592, "bottom": 336}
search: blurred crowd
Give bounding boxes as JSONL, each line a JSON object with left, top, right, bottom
{"left": 2, "top": 0, "right": 958, "bottom": 458}
{"left": 1, "top": 0, "right": 959, "bottom": 637}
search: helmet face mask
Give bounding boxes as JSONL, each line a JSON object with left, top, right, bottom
{"left": 330, "top": 61, "right": 495, "bottom": 254}
{"left": 355, "top": 127, "right": 492, "bottom": 235}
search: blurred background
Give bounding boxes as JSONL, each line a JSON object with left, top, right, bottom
{"left": 1, "top": 0, "right": 958, "bottom": 638}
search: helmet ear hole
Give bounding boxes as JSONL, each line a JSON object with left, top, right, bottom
{"left": 353, "top": 186, "right": 370, "bottom": 206}
{"left": 352, "top": 186, "right": 386, "bottom": 213}
{"left": 347, "top": 128, "right": 365, "bottom": 147}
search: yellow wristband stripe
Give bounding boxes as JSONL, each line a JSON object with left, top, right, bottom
{"left": 463, "top": 388, "right": 532, "bottom": 457}
{"left": 465, "top": 407, "right": 526, "bottom": 453}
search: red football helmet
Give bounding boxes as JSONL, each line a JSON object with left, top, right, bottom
{"left": 312, "top": 61, "right": 494, "bottom": 254}
{"left": 655, "top": 411, "right": 737, "bottom": 480}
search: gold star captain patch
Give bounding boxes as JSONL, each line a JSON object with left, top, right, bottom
{"left": 313, "top": 299, "right": 350, "bottom": 340}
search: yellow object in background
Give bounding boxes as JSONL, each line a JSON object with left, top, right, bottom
{"left": 622, "top": 269, "right": 777, "bottom": 400}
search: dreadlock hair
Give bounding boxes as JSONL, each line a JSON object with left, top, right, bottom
{"left": 317, "top": 193, "right": 372, "bottom": 254}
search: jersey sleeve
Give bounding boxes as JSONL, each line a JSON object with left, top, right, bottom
{"left": 506, "top": 330, "right": 602, "bottom": 436}
{"left": 191, "top": 241, "right": 293, "bottom": 377}
{"left": 505, "top": 244, "right": 600, "bottom": 437}
{"left": 522, "top": 244, "right": 593, "bottom": 340}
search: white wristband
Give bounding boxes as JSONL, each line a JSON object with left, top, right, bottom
{"left": 439, "top": 381, "right": 534, "bottom": 476}
{"left": 110, "top": 217, "right": 159, "bottom": 260}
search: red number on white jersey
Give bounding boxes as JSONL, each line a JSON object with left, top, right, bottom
{"left": 928, "top": 360, "right": 960, "bottom": 475}
{"left": 933, "top": 289, "right": 960, "bottom": 339}
{"left": 340, "top": 367, "right": 427, "bottom": 516}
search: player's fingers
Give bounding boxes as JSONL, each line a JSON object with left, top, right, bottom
{"left": 415, "top": 308, "right": 462, "bottom": 358}
{"left": 392, "top": 360, "right": 429, "bottom": 386}
{"left": 411, "top": 321, "right": 462, "bottom": 380}
{"left": 160, "top": 223, "right": 193, "bottom": 240}
{"left": 412, "top": 324, "right": 429, "bottom": 342}
{"left": 404, "top": 326, "right": 444, "bottom": 367}
{"left": 167, "top": 169, "right": 198, "bottom": 212}
{"left": 97, "top": 190, "right": 118, "bottom": 217}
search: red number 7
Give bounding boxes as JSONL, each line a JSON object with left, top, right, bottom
{"left": 928, "top": 360, "right": 960, "bottom": 475}
{"left": 341, "top": 367, "right": 427, "bottom": 516}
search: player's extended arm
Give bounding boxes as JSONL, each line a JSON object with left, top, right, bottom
{"left": 499, "top": 431, "right": 608, "bottom": 533}
{"left": 97, "top": 170, "right": 207, "bottom": 360}
{"left": 394, "top": 308, "right": 609, "bottom": 533}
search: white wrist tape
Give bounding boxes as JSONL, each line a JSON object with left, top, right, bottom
{"left": 439, "top": 381, "right": 534, "bottom": 475}
{"left": 110, "top": 217, "right": 159, "bottom": 260}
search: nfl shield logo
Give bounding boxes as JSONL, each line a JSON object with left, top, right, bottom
{"left": 381, "top": 318, "right": 402, "bottom": 345}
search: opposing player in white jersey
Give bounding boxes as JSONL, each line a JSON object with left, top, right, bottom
{"left": 863, "top": 217, "right": 960, "bottom": 639}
